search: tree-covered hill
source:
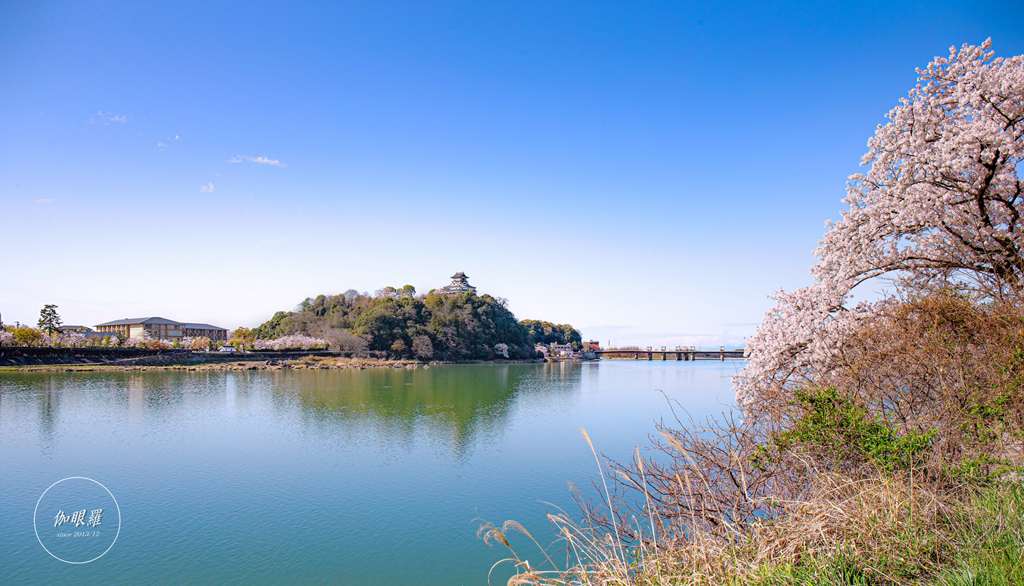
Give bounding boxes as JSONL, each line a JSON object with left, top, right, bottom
{"left": 519, "top": 320, "right": 582, "bottom": 348}
{"left": 251, "top": 287, "right": 581, "bottom": 361}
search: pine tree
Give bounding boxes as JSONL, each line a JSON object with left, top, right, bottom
{"left": 37, "top": 304, "right": 62, "bottom": 335}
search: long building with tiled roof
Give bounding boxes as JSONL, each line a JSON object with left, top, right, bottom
{"left": 95, "top": 317, "right": 227, "bottom": 341}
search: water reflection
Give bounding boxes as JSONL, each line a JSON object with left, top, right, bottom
{"left": 37, "top": 382, "right": 57, "bottom": 455}
{"left": 272, "top": 364, "right": 581, "bottom": 456}
{"left": 4, "top": 364, "right": 585, "bottom": 459}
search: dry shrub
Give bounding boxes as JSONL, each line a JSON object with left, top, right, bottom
{"left": 817, "top": 293, "right": 1024, "bottom": 482}
{"left": 588, "top": 411, "right": 784, "bottom": 540}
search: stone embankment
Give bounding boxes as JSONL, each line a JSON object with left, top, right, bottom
{"left": 1, "top": 347, "right": 361, "bottom": 369}
{"left": 0, "top": 347, "right": 541, "bottom": 372}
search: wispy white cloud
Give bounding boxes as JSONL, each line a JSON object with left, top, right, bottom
{"left": 229, "top": 155, "right": 286, "bottom": 167}
{"left": 36, "top": 198, "right": 53, "bottom": 204}
{"left": 89, "top": 111, "right": 131, "bottom": 125}
{"left": 158, "top": 135, "right": 180, "bottom": 148}
{"left": 200, "top": 182, "right": 214, "bottom": 193}
{"left": 261, "top": 237, "right": 288, "bottom": 244}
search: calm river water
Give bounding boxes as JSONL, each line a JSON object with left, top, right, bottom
{"left": 0, "top": 361, "right": 740, "bottom": 584}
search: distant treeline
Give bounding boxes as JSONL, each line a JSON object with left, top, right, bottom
{"left": 519, "top": 320, "right": 582, "bottom": 347}
{"left": 251, "top": 287, "right": 581, "bottom": 361}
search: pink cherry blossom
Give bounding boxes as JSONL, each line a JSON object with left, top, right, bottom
{"left": 253, "top": 334, "right": 327, "bottom": 351}
{"left": 125, "top": 332, "right": 153, "bottom": 348}
{"left": 738, "top": 40, "right": 1024, "bottom": 408}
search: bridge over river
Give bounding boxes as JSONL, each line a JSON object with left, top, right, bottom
{"left": 594, "top": 347, "right": 745, "bottom": 361}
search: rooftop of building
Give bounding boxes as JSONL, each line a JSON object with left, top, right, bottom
{"left": 95, "top": 317, "right": 183, "bottom": 327}
{"left": 181, "top": 323, "right": 227, "bottom": 331}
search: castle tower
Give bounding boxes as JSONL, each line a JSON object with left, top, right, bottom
{"left": 437, "top": 272, "right": 476, "bottom": 295}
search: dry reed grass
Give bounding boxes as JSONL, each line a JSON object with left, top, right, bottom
{"left": 482, "top": 440, "right": 961, "bottom": 585}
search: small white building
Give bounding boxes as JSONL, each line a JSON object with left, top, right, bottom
{"left": 550, "top": 343, "right": 574, "bottom": 357}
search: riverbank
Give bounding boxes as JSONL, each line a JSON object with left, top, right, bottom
{"left": 0, "top": 347, "right": 545, "bottom": 372}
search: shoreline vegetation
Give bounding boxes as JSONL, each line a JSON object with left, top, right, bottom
{"left": 481, "top": 41, "right": 1024, "bottom": 585}
{"left": 0, "top": 356, "right": 544, "bottom": 373}
{"left": 0, "top": 347, "right": 548, "bottom": 372}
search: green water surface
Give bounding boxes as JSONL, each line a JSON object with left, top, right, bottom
{"left": 0, "top": 361, "right": 738, "bottom": 584}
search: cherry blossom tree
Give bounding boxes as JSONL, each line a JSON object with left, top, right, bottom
{"left": 738, "top": 40, "right": 1024, "bottom": 408}
{"left": 493, "top": 343, "right": 509, "bottom": 359}
{"left": 147, "top": 338, "right": 172, "bottom": 350}
{"left": 59, "top": 332, "right": 89, "bottom": 347}
{"left": 125, "top": 332, "right": 153, "bottom": 348}
{"left": 253, "top": 334, "right": 327, "bottom": 351}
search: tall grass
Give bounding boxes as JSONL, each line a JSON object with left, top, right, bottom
{"left": 937, "top": 482, "right": 1024, "bottom": 586}
{"left": 483, "top": 461, "right": 1024, "bottom": 585}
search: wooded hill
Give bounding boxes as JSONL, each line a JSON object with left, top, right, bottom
{"left": 252, "top": 287, "right": 581, "bottom": 361}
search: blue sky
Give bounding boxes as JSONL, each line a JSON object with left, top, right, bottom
{"left": 2, "top": 1, "right": 1023, "bottom": 347}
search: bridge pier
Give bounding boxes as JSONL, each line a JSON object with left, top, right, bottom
{"left": 647, "top": 352, "right": 652, "bottom": 361}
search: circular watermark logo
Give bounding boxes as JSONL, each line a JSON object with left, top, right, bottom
{"left": 34, "top": 477, "right": 121, "bottom": 564}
